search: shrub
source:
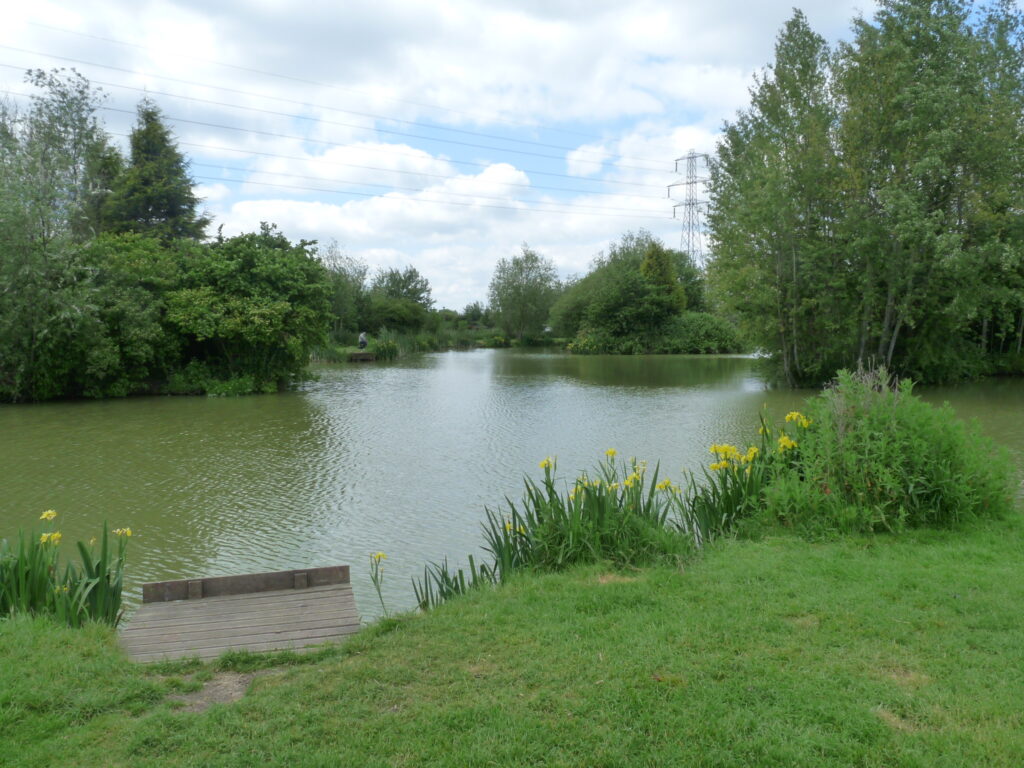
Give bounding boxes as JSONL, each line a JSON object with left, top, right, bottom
{"left": 655, "top": 312, "right": 744, "bottom": 354}
{"left": 761, "top": 368, "right": 1015, "bottom": 532}
{"left": 368, "top": 338, "right": 399, "bottom": 361}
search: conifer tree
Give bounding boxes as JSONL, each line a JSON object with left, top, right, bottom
{"left": 103, "top": 101, "right": 209, "bottom": 242}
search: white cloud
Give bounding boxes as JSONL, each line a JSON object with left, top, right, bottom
{"left": 194, "top": 182, "right": 230, "bottom": 202}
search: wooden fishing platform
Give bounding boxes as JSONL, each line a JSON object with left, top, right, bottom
{"left": 348, "top": 351, "right": 376, "bottom": 362}
{"left": 120, "top": 565, "right": 359, "bottom": 663}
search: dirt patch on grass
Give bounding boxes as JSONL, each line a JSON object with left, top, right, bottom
{"left": 884, "top": 666, "right": 931, "bottom": 688}
{"left": 169, "top": 671, "right": 269, "bottom": 713}
{"left": 873, "top": 706, "right": 918, "bottom": 732}
{"left": 596, "top": 573, "right": 638, "bottom": 585}
{"left": 784, "top": 614, "right": 820, "bottom": 629}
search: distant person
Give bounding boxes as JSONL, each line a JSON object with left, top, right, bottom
{"left": 358, "top": 332, "right": 368, "bottom": 350}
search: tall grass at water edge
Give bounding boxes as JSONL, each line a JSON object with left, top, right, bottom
{"left": 414, "top": 367, "right": 1015, "bottom": 610}
{"left": 0, "top": 512, "right": 131, "bottom": 627}
{"left": 414, "top": 450, "right": 767, "bottom": 610}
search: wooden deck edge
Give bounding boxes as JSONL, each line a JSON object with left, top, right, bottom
{"left": 142, "top": 564, "right": 350, "bottom": 603}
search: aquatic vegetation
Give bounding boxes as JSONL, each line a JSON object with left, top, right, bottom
{"left": 761, "top": 368, "right": 1015, "bottom": 533}
{"left": 413, "top": 368, "right": 1015, "bottom": 610}
{"left": 369, "top": 551, "right": 388, "bottom": 617}
{"left": 0, "top": 512, "right": 131, "bottom": 627}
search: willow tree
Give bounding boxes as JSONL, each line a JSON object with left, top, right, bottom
{"left": 488, "top": 245, "right": 560, "bottom": 340}
{"left": 0, "top": 70, "right": 115, "bottom": 400}
{"left": 707, "top": 10, "right": 842, "bottom": 386}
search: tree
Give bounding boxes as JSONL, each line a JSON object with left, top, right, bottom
{"left": 165, "top": 223, "right": 331, "bottom": 391}
{"left": 319, "top": 240, "right": 369, "bottom": 339}
{"left": 0, "top": 69, "right": 115, "bottom": 401}
{"left": 487, "top": 245, "right": 560, "bottom": 340}
{"left": 550, "top": 231, "right": 689, "bottom": 349}
{"left": 462, "top": 301, "right": 486, "bottom": 324}
{"left": 370, "top": 265, "right": 433, "bottom": 308}
{"left": 707, "top": 10, "right": 843, "bottom": 386}
{"left": 102, "top": 100, "right": 209, "bottom": 243}
{"left": 707, "top": 2, "right": 1024, "bottom": 384}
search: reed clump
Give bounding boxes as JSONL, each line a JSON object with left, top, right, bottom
{"left": 0, "top": 511, "right": 131, "bottom": 627}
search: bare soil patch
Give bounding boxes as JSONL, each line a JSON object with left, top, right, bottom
{"left": 169, "top": 671, "right": 269, "bottom": 713}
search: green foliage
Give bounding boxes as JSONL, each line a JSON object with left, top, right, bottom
{"left": 684, "top": 367, "right": 1014, "bottom": 537}
{"left": 565, "top": 312, "right": 742, "bottom": 355}
{"left": 319, "top": 241, "right": 369, "bottom": 340}
{"left": 487, "top": 244, "right": 561, "bottom": 340}
{"left": 709, "top": 3, "right": 1024, "bottom": 385}
{"left": 0, "top": 512, "right": 130, "bottom": 627}
{"left": 166, "top": 223, "right": 332, "bottom": 392}
{"left": 367, "top": 337, "right": 399, "bottom": 361}
{"left": 413, "top": 454, "right": 693, "bottom": 610}
{"left": 761, "top": 368, "right": 1015, "bottom": 533}
{"left": 653, "top": 312, "right": 744, "bottom": 353}
{"left": 364, "top": 293, "right": 429, "bottom": 332}
{"left": 553, "top": 230, "right": 724, "bottom": 354}
{"left": 101, "top": 100, "right": 209, "bottom": 242}
{"left": 370, "top": 265, "right": 433, "bottom": 308}
{"left": 0, "top": 69, "right": 117, "bottom": 401}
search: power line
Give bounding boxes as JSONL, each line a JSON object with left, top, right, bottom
{"left": 0, "top": 87, "right": 664, "bottom": 189}
{"left": 14, "top": 26, "right": 682, "bottom": 154}
{"left": 192, "top": 175, "right": 672, "bottom": 221}
{"left": 193, "top": 163, "right": 666, "bottom": 215}
{"left": 0, "top": 55, "right": 667, "bottom": 165}
{"left": 1, "top": 89, "right": 674, "bottom": 220}
{"left": 95, "top": 102, "right": 666, "bottom": 189}
{"left": 3, "top": 85, "right": 660, "bottom": 199}
{"left": 76, "top": 70, "right": 667, "bottom": 171}
{"left": 144, "top": 135, "right": 659, "bottom": 201}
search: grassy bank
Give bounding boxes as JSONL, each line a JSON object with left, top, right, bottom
{"left": 3, "top": 516, "right": 1022, "bottom": 767}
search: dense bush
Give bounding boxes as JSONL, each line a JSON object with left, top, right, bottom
{"left": 654, "top": 313, "right": 744, "bottom": 354}
{"left": 759, "top": 368, "right": 1015, "bottom": 533}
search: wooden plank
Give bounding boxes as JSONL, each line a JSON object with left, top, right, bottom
{"left": 136, "top": 584, "right": 352, "bottom": 611}
{"left": 121, "top": 618, "right": 361, "bottom": 649}
{"left": 129, "top": 632, "right": 358, "bottom": 662}
{"left": 123, "top": 623, "right": 361, "bottom": 657}
{"left": 125, "top": 604, "right": 353, "bottom": 632}
{"left": 123, "top": 603, "right": 357, "bottom": 632}
{"left": 121, "top": 609, "right": 360, "bottom": 638}
{"left": 142, "top": 565, "right": 349, "bottom": 603}
{"left": 128, "top": 585, "right": 352, "bottom": 617}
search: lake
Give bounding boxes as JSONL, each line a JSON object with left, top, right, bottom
{"left": 2, "top": 350, "right": 1021, "bottom": 616}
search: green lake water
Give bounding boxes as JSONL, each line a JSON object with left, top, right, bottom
{"left": 2, "top": 350, "right": 1021, "bottom": 616}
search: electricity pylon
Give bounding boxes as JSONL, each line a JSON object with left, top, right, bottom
{"left": 667, "top": 151, "right": 709, "bottom": 263}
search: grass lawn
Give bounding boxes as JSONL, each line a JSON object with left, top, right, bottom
{"left": 3, "top": 516, "right": 1023, "bottom": 767}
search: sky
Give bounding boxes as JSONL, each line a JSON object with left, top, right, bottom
{"left": 1, "top": 0, "right": 877, "bottom": 309}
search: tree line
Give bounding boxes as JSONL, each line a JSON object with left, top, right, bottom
{"left": 708, "top": 0, "right": 1024, "bottom": 385}
{"left": 0, "top": 70, "right": 335, "bottom": 400}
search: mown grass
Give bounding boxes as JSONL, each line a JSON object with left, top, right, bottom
{"left": 3, "top": 516, "right": 1022, "bottom": 767}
